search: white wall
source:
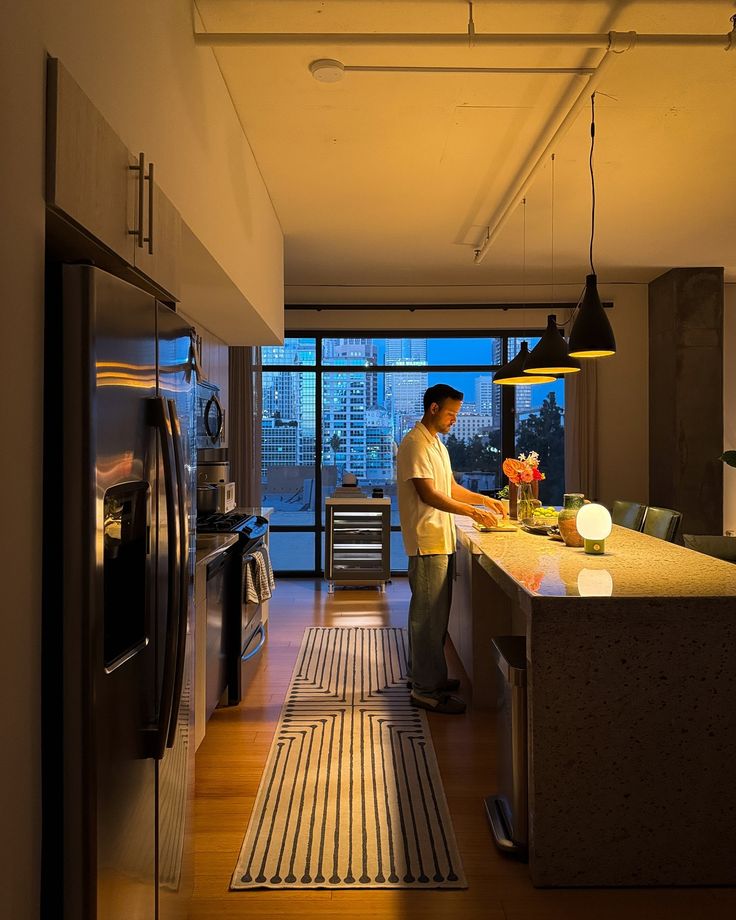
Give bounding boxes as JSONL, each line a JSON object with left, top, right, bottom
{"left": 0, "top": 3, "right": 283, "bottom": 916}
{"left": 0, "top": 5, "right": 44, "bottom": 916}
{"left": 286, "top": 282, "right": 650, "bottom": 509}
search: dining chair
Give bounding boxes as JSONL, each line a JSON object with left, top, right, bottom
{"left": 682, "top": 534, "right": 736, "bottom": 562}
{"left": 641, "top": 506, "right": 682, "bottom": 542}
{"left": 611, "top": 500, "right": 647, "bottom": 531}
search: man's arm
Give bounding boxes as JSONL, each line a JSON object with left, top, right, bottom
{"left": 412, "top": 478, "right": 500, "bottom": 527}
{"left": 451, "top": 478, "right": 506, "bottom": 517}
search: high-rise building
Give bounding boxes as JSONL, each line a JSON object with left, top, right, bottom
{"left": 320, "top": 340, "right": 381, "bottom": 480}
{"left": 441, "top": 414, "right": 494, "bottom": 444}
{"left": 508, "top": 337, "right": 533, "bottom": 421}
{"left": 385, "top": 338, "right": 427, "bottom": 364}
{"left": 384, "top": 338, "right": 428, "bottom": 442}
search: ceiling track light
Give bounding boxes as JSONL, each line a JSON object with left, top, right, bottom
{"left": 568, "top": 92, "right": 617, "bottom": 359}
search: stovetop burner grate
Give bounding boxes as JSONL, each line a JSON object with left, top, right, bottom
{"left": 196, "top": 511, "right": 257, "bottom": 533}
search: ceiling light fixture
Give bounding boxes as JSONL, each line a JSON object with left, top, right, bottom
{"left": 568, "top": 92, "right": 617, "bottom": 358}
{"left": 522, "top": 159, "right": 580, "bottom": 376}
{"left": 524, "top": 314, "right": 581, "bottom": 375}
{"left": 309, "top": 59, "right": 345, "bottom": 82}
{"left": 494, "top": 341, "right": 555, "bottom": 386}
{"left": 493, "top": 199, "right": 555, "bottom": 386}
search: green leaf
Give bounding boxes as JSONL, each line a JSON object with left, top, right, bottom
{"left": 720, "top": 451, "right": 736, "bottom": 468}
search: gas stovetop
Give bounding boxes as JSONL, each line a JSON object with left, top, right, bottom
{"left": 196, "top": 511, "right": 268, "bottom": 542}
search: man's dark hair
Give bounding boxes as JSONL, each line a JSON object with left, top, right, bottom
{"left": 423, "top": 383, "right": 464, "bottom": 412}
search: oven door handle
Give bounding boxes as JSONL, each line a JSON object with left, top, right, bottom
{"left": 241, "top": 624, "right": 266, "bottom": 662}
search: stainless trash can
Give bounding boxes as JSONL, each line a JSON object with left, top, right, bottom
{"left": 485, "top": 636, "right": 528, "bottom": 857}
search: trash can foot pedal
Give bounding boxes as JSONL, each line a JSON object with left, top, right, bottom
{"left": 484, "top": 795, "right": 528, "bottom": 859}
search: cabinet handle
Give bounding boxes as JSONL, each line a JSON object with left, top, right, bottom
{"left": 128, "top": 151, "right": 145, "bottom": 248}
{"left": 144, "top": 160, "right": 154, "bottom": 255}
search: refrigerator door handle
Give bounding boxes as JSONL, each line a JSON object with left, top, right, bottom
{"left": 166, "top": 397, "right": 189, "bottom": 748}
{"left": 148, "top": 396, "right": 181, "bottom": 760}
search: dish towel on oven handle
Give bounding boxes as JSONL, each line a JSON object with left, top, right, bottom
{"left": 243, "top": 544, "right": 276, "bottom": 605}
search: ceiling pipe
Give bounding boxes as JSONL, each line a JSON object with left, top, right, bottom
{"left": 194, "top": 30, "right": 735, "bottom": 50}
{"left": 473, "top": 49, "right": 617, "bottom": 265}
{"left": 344, "top": 64, "right": 596, "bottom": 75}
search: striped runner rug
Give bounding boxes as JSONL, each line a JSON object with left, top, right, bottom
{"left": 231, "top": 626, "right": 467, "bottom": 889}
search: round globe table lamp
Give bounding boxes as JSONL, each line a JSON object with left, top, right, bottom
{"left": 576, "top": 503, "right": 612, "bottom": 555}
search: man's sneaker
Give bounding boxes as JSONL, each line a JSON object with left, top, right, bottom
{"left": 410, "top": 692, "right": 467, "bottom": 715}
{"left": 406, "top": 677, "right": 461, "bottom": 693}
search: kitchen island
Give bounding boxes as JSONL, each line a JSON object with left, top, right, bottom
{"left": 449, "top": 517, "right": 736, "bottom": 887}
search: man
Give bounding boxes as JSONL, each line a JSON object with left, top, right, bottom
{"left": 397, "top": 383, "right": 506, "bottom": 715}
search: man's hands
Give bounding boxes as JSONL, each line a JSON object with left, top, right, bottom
{"left": 481, "top": 495, "right": 507, "bottom": 517}
{"left": 465, "top": 496, "right": 507, "bottom": 528}
{"left": 468, "top": 504, "right": 500, "bottom": 528}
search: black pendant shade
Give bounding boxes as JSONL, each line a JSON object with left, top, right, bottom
{"left": 568, "top": 274, "right": 616, "bottom": 358}
{"left": 524, "top": 315, "right": 581, "bottom": 375}
{"left": 492, "top": 341, "right": 555, "bottom": 386}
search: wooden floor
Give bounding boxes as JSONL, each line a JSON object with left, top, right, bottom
{"left": 191, "top": 578, "right": 736, "bottom": 920}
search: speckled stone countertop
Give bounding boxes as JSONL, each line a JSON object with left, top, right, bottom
{"left": 454, "top": 514, "right": 736, "bottom": 887}
{"left": 455, "top": 516, "right": 736, "bottom": 601}
{"left": 236, "top": 506, "right": 274, "bottom": 518}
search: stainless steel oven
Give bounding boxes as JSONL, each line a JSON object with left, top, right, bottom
{"left": 227, "top": 520, "right": 269, "bottom": 705}
{"left": 196, "top": 511, "right": 269, "bottom": 707}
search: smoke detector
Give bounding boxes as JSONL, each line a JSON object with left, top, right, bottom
{"left": 309, "top": 59, "right": 345, "bottom": 83}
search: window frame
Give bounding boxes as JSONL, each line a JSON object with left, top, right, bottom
{"left": 261, "top": 329, "right": 545, "bottom": 575}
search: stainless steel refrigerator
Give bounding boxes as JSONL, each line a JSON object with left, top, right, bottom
{"left": 45, "top": 264, "right": 196, "bottom": 920}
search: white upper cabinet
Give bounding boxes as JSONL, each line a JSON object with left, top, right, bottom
{"left": 46, "top": 58, "right": 181, "bottom": 300}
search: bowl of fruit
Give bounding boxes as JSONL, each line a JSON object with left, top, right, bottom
{"left": 533, "top": 506, "right": 559, "bottom": 526}
{"left": 520, "top": 506, "right": 560, "bottom": 536}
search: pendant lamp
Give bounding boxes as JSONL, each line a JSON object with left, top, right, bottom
{"left": 493, "top": 341, "right": 555, "bottom": 385}
{"left": 492, "top": 199, "right": 554, "bottom": 386}
{"left": 524, "top": 315, "right": 581, "bottom": 375}
{"left": 568, "top": 93, "right": 616, "bottom": 359}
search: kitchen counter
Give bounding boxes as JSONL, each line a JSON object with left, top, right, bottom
{"left": 195, "top": 532, "right": 238, "bottom": 567}
{"left": 450, "top": 515, "right": 736, "bottom": 888}
{"left": 455, "top": 516, "right": 736, "bottom": 600}
{"left": 236, "top": 506, "right": 273, "bottom": 518}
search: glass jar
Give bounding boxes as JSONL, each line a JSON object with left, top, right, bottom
{"left": 558, "top": 493, "right": 585, "bottom": 547}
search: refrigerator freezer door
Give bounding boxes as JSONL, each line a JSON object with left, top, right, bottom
{"left": 156, "top": 303, "right": 196, "bottom": 919}
{"left": 62, "top": 265, "right": 158, "bottom": 920}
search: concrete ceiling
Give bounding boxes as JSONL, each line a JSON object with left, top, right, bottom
{"left": 195, "top": 1, "right": 736, "bottom": 302}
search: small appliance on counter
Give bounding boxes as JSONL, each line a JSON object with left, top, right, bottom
{"left": 197, "top": 481, "right": 236, "bottom": 515}
{"left": 197, "top": 446, "right": 230, "bottom": 484}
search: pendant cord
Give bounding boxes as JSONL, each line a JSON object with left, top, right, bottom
{"left": 589, "top": 91, "right": 596, "bottom": 276}
{"left": 550, "top": 154, "right": 555, "bottom": 306}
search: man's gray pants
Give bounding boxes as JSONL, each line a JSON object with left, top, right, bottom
{"left": 407, "top": 553, "right": 454, "bottom": 699}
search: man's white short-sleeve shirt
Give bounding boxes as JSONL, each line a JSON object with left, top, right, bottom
{"left": 397, "top": 422, "right": 456, "bottom": 556}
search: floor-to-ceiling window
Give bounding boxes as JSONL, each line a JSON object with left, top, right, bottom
{"left": 261, "top": 334, "right": 565, "bottom": 574}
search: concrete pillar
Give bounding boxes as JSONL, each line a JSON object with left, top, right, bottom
{"left": 648, "top": 267, "right": 723, "bottom": 535}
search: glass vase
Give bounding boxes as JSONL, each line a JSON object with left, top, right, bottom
{"left": 516, "top": 481, "right": 536, "bottom": 525}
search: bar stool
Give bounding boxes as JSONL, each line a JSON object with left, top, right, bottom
{"left": 611, "top": 500, "right": 646, "bottom": 531}
{"left": 641, "top": 506, "right": 682, "bottom": 542}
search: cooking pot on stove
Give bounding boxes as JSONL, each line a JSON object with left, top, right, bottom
{"left": 197, "top": 483, "right": 219, "bottom": 514}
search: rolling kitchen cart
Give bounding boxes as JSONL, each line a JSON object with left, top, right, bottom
{"left": 325, "top": 497, "right": 391, "bottom": 591}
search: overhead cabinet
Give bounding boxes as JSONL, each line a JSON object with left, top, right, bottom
{"left": 46, "top": 58, "right": 181, "bottom": 300}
